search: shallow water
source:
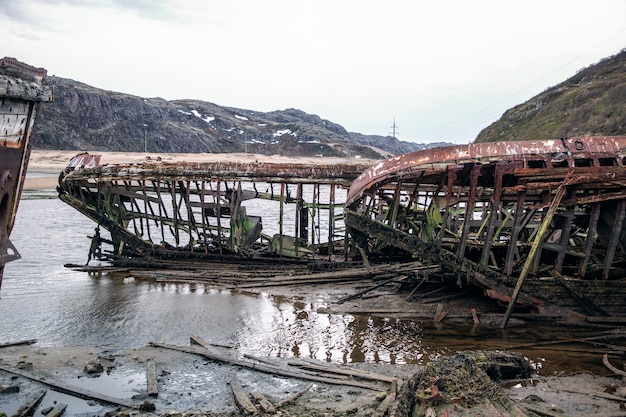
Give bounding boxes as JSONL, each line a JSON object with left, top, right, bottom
{"left": 0, "top": 193, "right": 615, "bottom": 376}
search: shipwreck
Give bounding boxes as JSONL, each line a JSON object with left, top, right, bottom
{"left": 58, "top": 136, "right": 626, "bottom": 325}
{"left": 0, "top": 57, "right": 52, "bottom": 289}
{"left": 345, "top": 136, "right": 626, "bottom": 324}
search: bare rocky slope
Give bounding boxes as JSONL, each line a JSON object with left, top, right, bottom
{"left": 476, "top": 49, "right": 626, "bottom": 143}
{"left": 31, "top": 76, "right": 446, "bottom": 158}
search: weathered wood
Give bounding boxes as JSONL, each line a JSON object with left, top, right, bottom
{"left": 337, "top": 277, "right": 400, "bottom": 304}
{"left": 373, "top": 390, "right": 396, "bottom": 417}
{"left": 552, "top": 272, "right": 609, "bottom": 317}
{"left": 0, "top": 365, "right": 138, "bottom": 408}
{"left": 288, "top": 358, "right": 399, "bottom": 385}
{"left": 0, "top": 339, "right": 37, "bottom": 348}
{"left": 250, "top": 391, "right": 276, "bottom": 414}
{"left": 146, "top": 359, "right": 158, "bottom": 397}
{"left": 190, "top": 335, "right": 233, "bottom": 349}
{"left": 229, "top": 373, "right": 257, "bottom": 415}
{"left": 45, "top": 403, "right": 68, "bottom": 417}
{"left": 554, "top": 208, "right": 574, "bottom": 273}
{"left": 471, "top": 308, "right": 480, "bottom": 325}
{"left": 558, "top": 385, "right": 626, "bottom": 402}
{"left": 579, "top": 203, "right": 601, "bottom": 277}
{"left": 603, "top": 199, "right": 626, "bottom": 279}
{"left": 456, "top": 167, "right": 480, "bottom": 259}
{"left": 501, "top": 175, "right": 570, "bottom": 328}
{"left": 150, "top": 341, "right": 384, "bottom": 390}
{"left": 602, "top": 353, "right": 626, "bottom": 377}
{"left": 276, "top": 383, "right": 313, "bottom": 408}
{"left": 586, "top": 316, "right": 626, "bottom": 324}
{"left": 12, "top": 390, "right": 46, "bottom": 417}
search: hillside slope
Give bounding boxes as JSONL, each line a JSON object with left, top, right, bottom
{"left": 31, "top": 76, "right": 443, "bottom": 157}
{"left": 475, "top": 49, "right": 626, "bottom": 143}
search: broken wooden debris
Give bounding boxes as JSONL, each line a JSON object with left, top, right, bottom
{"left": 0, "top": 365, "right": 139, "bottom": 409}
{"left": 287, "top": 357, "right": 400, "bottom": 386}
{"left": 602, "top": 353, "right": 626, "bottom": 377}
{"left": 337, "top": 276, "right": 406, "bottom": 304}
{"left": 276, "top": 383, "right": 313, "bottom": 408}
{"left": 229, "top": 373, "right": 257, "bottom": 415}
{"left": 0, "top": 339, "right": 37, "bottom": 348}
{"left": 190, "top": 335, "right": 233, "bottom": 350}
{"left": 250, "top": 391, "right": 276, "bottom": 414}
{"left": 12, "top": 390, "right": 46, "bottom": 417}
{"left": 150, "top": 341, "right": 388, "bottom": 391}
{"left": 45, "top": 403, "right": 68, "bottom": 417}
{"left": 146, "top": 358, "right": 158, "bottom": 397}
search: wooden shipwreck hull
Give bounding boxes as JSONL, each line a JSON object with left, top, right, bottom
{"left": 344, "top": 136, "right": 626, "bottom": 318}
{"left": 0, "top": 57, "right": 52, "bottom": 288}
{"left": 57, "top": 155, "right": 369, "bottom": 265}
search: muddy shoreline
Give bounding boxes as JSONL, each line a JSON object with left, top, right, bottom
{"left": 1, "top": 339, "right": 624, "bottom": 417}
{"left": 2, "top": 275, "right": 626, "bottom": 416}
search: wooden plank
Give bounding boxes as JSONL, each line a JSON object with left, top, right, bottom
{"left": 276, "top": 383, "right": 313, "bottom": 408}
{"left": 579, "top": 203, "right": 601, "bottom": 277}
{"left": 0, "top": 365, "right": 138, "bottom": 408}
{"left": 554, "top": 208, "right": 574, "bottom": 273}
{"left": 46, "top": 403, "right": 67, "bottom": 417}
{"left": 287, "top": 358, "right": 398, "bottom": 384}
{"left": 12, "top": 390, "right": 46, "bottom": 417}
{"left": 552, "top": 272, "right": 609, "bottom": 317}
{"left": 501, "top": 173, "right": 570, "bottom": 328}
{"left": 456, "top": 166, "right": 480, "bottom": 259}
{"left": 229, "top": 373, "right": 257, "bottom": 415}
{"left": 150, "top": 342, "right": 383, "bottom": 390}
{"left": 480, "top": 162, "right": 504, "bottom": 266}
{"left": 250, "top": 391, "right": 276, "bottom": 414}
{"left": 146, "top": 359, "right": 158, "bottom": 397}
{"left": 603, "top": 199, "right": 626, "bottom": 279}
{"left": 189, "top": 335, "right": 233, "bottom": 349}
{"left": 0, "top": 339, "right": 36, "bottom": 348}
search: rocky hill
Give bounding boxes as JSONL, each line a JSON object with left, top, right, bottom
{"left": 475, "top": 49, "right": 626, "bottom": 143}
{"left": 31, "top": 76, "right": 445, "bottom": 158}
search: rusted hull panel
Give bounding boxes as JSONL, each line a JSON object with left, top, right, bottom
{"left": 0, "top": 58, "right": 52, "bottom": 289}
{"left": 345, "top": 136, "right": 626, "bottom": 315}
{"left": 58, "top": 155, "right": 369, "bottom": 264}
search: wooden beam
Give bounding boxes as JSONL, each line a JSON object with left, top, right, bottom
{"left": 0, "top": 365, "right": 138, "bottom": 408}
{"left": 146, "top": 359, "right": 158, "bottom": 397}
{"left": 603, "top": 199, "right": 626, "bottom": 279}
{"left": 505, "top": 191, "right": 526, "bottom": 276}
{"left": 578, "top": 203, "right": 601, "bottom": 278}
{"left": 501, "top": 173, "right": 570, "bottom": 328}
{"left": 457, "top": 166, "right": 480, "bottom": 259}
{"left": 229, "top": 373, "right": 257, "bottom": 415}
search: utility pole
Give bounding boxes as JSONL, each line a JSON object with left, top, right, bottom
{"left": 389, "top": 118, "right": 399, "bottom": 156}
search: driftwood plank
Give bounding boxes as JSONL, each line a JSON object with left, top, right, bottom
{"left": 276, "top": 383, "right": 313, "bottom": 408}
{"left": 0, "top": 365, "right": 138, "bottom": 408}
{"left": 288, "top": 358, "right": 398, "bottom": 384}
{"left": 250, "top": 391, "right": 276, "bottom": 413}
{"left": 146, "top": 359, "right": 158, "bottom": 397}
{"left": 229, "top": 374, "right": 257, "bottom": 415}
{"left": 0, "top": 339, "right": 37, "bottom": 348}
{"left": 150, "top": 341, "right": 383, "bottom": 390}
{"left": 189, "top": 335, "right": 233, "bottom": 349}
{"left": 45, "top": 403, "right": 67, "bottom": 417}
{"left": 602, "top": 354, "right": 626, "bottom": 377}
{"left": 12, "top": 390, "right": 46, "bottom": 417}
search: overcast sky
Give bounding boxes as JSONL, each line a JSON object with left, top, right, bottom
{"left": 2, "top": 1, "right": 625, "bottom": 144}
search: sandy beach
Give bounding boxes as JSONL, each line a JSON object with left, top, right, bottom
{"left": 24, "top": 149, "right": 378, "bottom": 191}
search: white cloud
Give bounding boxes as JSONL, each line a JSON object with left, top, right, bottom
{"left": 1, "top": 0, "right": 625, "bottom": 143}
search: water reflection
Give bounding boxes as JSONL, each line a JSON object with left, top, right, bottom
{"left": 0, "top": 198, "right": 613, "bottom": 376}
